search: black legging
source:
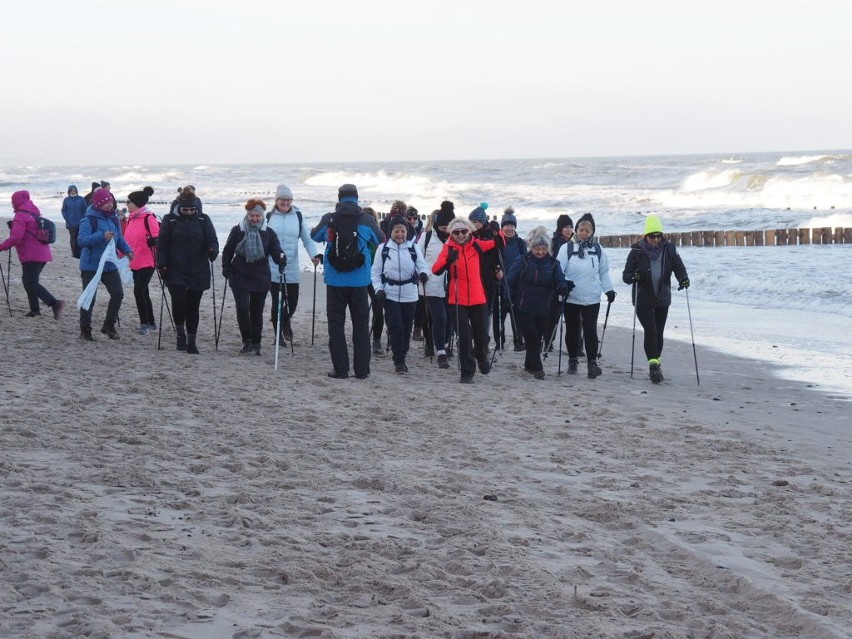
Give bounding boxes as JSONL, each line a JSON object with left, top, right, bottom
{"left": 232, "top": 285, "right": 267, "bottom": 344}
{"left": 132, "top": 267, "right": 156, "bottom": 325}
{"left": 563, "top": 302, "right": 600, "bottom": 359}
{"left": 168, "top": 285, "right": 205, "bottom": 334}
{"left": 636, "top": 304, "right": 669, "bottom": 361}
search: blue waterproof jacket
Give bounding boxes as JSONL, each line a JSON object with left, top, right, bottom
{"left": 61, "top": 194, "right": 87, "bottom": 229}
{"left": 311, "top": 202, "right": 383, "bottom": 287}
{"left": 77, "top": 207, "right": 132, "bottom": 272}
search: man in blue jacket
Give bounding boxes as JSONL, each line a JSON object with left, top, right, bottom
{"left": 61, "top": 185, "right": 88, "bottom": 258}
{"left": 311, "top": 184, "right": 383, "bottom": 379}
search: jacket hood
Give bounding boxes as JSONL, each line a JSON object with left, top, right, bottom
{"left": 12, "top": 190, "right": 40, "bottom": 216}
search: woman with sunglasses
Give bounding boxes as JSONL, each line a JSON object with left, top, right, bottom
{"left": 432, "top": 218, "right": 495, "bottom": 383}
{"left": 622, "top": 215, "right": 690, "bottom": 384}
{"left": 156, "top": 186, "right": 219, "bottom": 354}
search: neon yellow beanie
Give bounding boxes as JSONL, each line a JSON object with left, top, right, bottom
{"left": 644, "top": 215, "right": 664, "bottom": 235}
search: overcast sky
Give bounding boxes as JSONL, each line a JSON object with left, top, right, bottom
{"left": 2, "top": 0, "right": 850, "bottom": 164}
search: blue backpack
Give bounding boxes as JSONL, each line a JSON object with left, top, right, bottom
{"left": 24, "top": 212, "right": 57, "bottom": 244}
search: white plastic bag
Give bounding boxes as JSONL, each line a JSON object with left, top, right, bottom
{"left": 77, "top": 240, "right": 127, "bottom": 310}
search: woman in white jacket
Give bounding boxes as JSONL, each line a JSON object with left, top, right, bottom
{"left": 556, "top": 213, "right": 616, "bottom": 378}
{"left": 265, "top": 184, "right": 322, "bottom": 343}
{"left": 371, "top": 215, "right": 429, "bottom": 373}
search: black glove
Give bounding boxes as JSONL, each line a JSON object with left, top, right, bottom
{"left": 222, "top": 266, "right": 232, "bottom": 279}
{"left": 208, "top": 249, "right": 217, "bottom": 263}
{"left": 606, "top": 290, "right": 616, "bottom": 303}
{"left": 564, "top": 280, "right": 575, "bottom": 295}
{"left": 314, "top": 254, "right": 323, "bottom": 265}
{"left": 158, "top": 266, "right": 168, "bottom": 279}
{"left": 556, "top": 282, "right": 569, "bottom": 297}
{"left": 418, "top": 272, "right": 429, "bottom": 285}
{"left": 678, "top": 278, "right": 690, "bottom": 290}
{"left": 631, "top": 270, "right": 641, "bottom": 282}
{"left": 146, "top": 236, "right": 157, "bottom": 247}
{"left": 446, "top": 247, "right": 458, "bottom": 265}
{"left": 375, "top": 289, "right": 386, "bottom": 303}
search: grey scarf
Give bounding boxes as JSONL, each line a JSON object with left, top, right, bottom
{"left": 235, "top": 216, "right": 265, "bottom": 263}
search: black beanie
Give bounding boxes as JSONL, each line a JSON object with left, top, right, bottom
{"left": 434, "top": 207, "right": 455, "bottom": 228}
{"left": 128, "top": 186, "right": 154, "bottom": 208}
{"left": 556, "top": 214, "right": 573, "bottom": 232}
{"left": 338, "top": 184, "right": 359, "bottom": 201}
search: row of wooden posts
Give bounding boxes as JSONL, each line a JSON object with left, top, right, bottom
{"left": 597, "top": 227, "right": 851, "bottom": 247}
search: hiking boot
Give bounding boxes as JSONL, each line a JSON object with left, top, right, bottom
{"left": 476, "top": 358, "right": 491, "bottom": 375}
{"left": 437, "top": 354, "right": 450, "bottom": 369}
{"left": 136, "top": 324, "right": 149, "bottom": 335}
{"left": 186, "top": 333, "right": 199, "bottom": 354}
{"left": 460, "top": 374, "right": 474, "bottom": 384}
{"left": 394, "top": 362, "right": 408, "bottom": 374}
{"left": 424, "top": 346, "right": 434, "bottom": 357}
{"left": 101, "top": 321, "right": 119, "bottom": 340}
{"left": 587, "top": 359, "right": 602, "bottom": 378}
{"left": 147, "top": 322, "right": 157, "bottom": 331}
{"left": 355, "top": 373, "right": 370, "bottom": 379}
{"left": 176, "top": 326, "right": 187, "bottom": 351}
{"left": 252, "top": 342, "right": 261, "bottom": 356}
{"left": 52, "top": 300, "right": 65, "bottom": 320}
{"left": 649, "top": 362, "right": 664, "bottom": 384}
{"left": 25, "top": 310, "right": 41, "bottom": 317}
{"left": 79, "top": 326, "right": 94, "bottom": 341}
{"left": 533, "top": 370, "right": 546, "bottom": 380}
{"left": 568, "top": 358, "right": 579, "bottom": 374}
{"left": 372, "top": 338, "right": 383, "bottom": 355}
{"left": 327, "top": 371, "right": 349, "bottom": 379}
{"left": 240, "top": 340, "right": 254, "bottom": 354}
{"left": 412, "top": 327, "right": 423, "bottom": 341}
{"left": 513, "top": 342, "right": 526, "bottom": 352}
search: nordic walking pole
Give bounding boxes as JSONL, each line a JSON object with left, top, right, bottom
{"left": 543, "top": 296, "right": 563, "bottom": 360}
{"left": 216, "top": 276, "right": 227, "bottom": 350}
{"left": 157, "top": 283, "right": 166, "bottom": 350}
{"left": 489, "top": 288, "right": 501, "bottom": 368}
{"left": 211, "top": 263, "right": 219, "bottom": 351}
{"left": 495, "top": 250, "right": 519, "bottom": 352}
{"left": 454, "top": 262, "right": 461, "bottom": 371}
{"left": 155, "top": 269, "right": 176, "bottom": 332}
{"left": 280, "top": 268, "right": 294, "bottom": 356}
{"left": 274, "top": 269, "right": 285, "bottom": 370}
{"left": 597, "top": 299, "right": 612, "bottom": 359}
{"left": 556, "top": 298, "right": 565, "bottom": 375}
{"left": 421, "top": 292, "right": 433, "bottom": 365}
{"left": 0, "top": 256, "right": 11, "bottom": 317}
{"left": 630, "top": 282, "right": 638, "bottom": 378}
{"left": 311, "top": 261, "right": 318, "bottom": 345}
{"left": 685, "top": 287, "right": 700, "bottom": 386}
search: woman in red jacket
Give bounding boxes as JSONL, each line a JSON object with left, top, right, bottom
{"left": 432, "top": 218, "right": 495, "bottom": 383}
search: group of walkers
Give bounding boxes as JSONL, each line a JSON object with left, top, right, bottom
{"left": 1, "top": 181, "right": 690, "bottom": 384}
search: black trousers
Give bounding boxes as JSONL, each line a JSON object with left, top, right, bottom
{"left": 69, "top": 227, "right": 81, "bottom": 259}
{"left": 516, "top": 310, "right": 548, "bottom": 373}
{"left": 368, "top": 284, "right": 384, "bottom": 341}
{"left": 21, "top": 261, "right": 57, "bottom": 314}
{"left": 168, "top": 285, "right": 204, "bottom": 334}
{"left": 80, "top": 269, "right": 123, "bottom": 328}
{"left": 269, "top": 281, "right": 299, "bottom": 336}
{"left": 327, "top": 285, "right": 371, "bottom": 377}
{"left": 450, "top": 303, "right": 489, "bottom": 377}
{"left": 383, "top": 298, "right": 417, "bottom": 365}
{"left": 132, "top": 267, "right": 156, "bottom": 325}
{"left": 563, "top": 302, "right": 600, "bottom": 359}
{"left": 232, "top": 285, "right": 267, "bottom": 344}
{"left": 636, "top": 304, "right": 669, "bottom": 361}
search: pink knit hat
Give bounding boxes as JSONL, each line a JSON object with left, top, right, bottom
{"left": 91, "top": 188, "right": 114, "bottom": 211}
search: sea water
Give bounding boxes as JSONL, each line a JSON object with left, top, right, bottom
{"left": 1, "top": 152, "right": 850, "bottom": 396}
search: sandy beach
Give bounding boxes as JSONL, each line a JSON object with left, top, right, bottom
{"left": 1, "top": 240, "right": 850, "bottom": 639}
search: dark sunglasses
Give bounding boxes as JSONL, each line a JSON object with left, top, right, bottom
{"left": 451, "top": 229, "right": 469, "bottom": 236}
{"left": 647, "top": 233, "right": 663, "bottom": 239}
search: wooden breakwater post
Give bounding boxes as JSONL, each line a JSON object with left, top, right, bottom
{"left": 599, "top": 227, "right": 849, "bottom": 246}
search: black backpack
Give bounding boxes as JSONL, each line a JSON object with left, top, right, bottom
{"left": 23, "top": 212, "right": 56, "bottom": 244}
{"left": 327, "top": 214, "right": 365, "bottom": 272}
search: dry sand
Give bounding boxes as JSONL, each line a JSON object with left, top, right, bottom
{"left": 1, "top": 241, "right": 850, "bottom": 638}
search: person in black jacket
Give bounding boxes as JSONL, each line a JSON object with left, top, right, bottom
{"left": 622, "top": 215, "right": 690, "bottom": 384}
{"left": 156, "top": 186, "right": 219, "bottom": 354}
{"left": 222, "top": 199, "right": 285, "bottom": 355}
{"left": 507, "top": 226, "right": 567, "bottom": 380}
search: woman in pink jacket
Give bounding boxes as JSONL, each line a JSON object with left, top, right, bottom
{"left": 0, "top": 191, "right": 64, "bottom": 319}
{"left": 123, "top": 187, "right": 160, "bottom": 334}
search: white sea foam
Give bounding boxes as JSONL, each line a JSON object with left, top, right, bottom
{"left": 776, "top": 154, "right": 833, "bottom": 166}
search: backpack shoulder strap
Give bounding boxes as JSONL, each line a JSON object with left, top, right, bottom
{"left": 408, "top": 245, "right": 417, "bottom": 264}
{"left": 424, "top": 230, "right": 433, "bottom": 252}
